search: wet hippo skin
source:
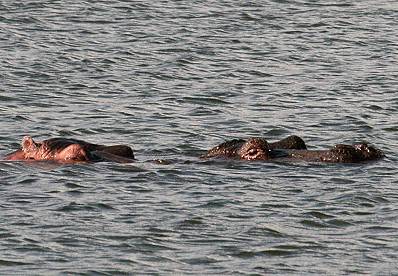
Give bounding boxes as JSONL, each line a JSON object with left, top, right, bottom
{"left": 202, "top": 136, "right": 384, "bottom": 163}
{"left": 4, "top": 136, "right": 135, "bottom": 163}
{"left": 201, "top": 135, "right": 307, "bottom": 160}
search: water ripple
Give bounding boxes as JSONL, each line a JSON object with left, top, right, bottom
{"left": 0, "top": 0, "right": 397, "bottom": 275}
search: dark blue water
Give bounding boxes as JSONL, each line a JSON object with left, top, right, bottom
{"left": 1, "top": 1, "right": 397, "bottom": 275}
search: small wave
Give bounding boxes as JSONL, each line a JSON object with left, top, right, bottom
{"left": 0, "top": 259, "right": 32, "bottom": 266}
{"left": 56, "top": 201, "right": 116, "bottom": 212}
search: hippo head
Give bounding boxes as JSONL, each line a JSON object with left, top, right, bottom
{"left": 238, "top": 138, "right": 270, "bottom": 160}
{"left": 21, "top": 136, "right": 60, "bottom": 160}
{"left": 20, "top": 136, "right": 90, "bottom": 161}
{"left": 21, "top": 136, "right": 41, "bottom": 160}
{"left": 353, "top": 143, "right": 384, "bottom": 161}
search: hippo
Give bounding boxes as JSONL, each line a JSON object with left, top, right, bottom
{"left": 4, "top": 136, "right": 135, "bottom": 163}
{"left": 202, "top": 135, "right": 307, "bottom": 160}
{"left": 201, "top": 136, "right": 384, "bottom": 163}
{"left": 3, "top": 135, "right": 384, "bottom": 164}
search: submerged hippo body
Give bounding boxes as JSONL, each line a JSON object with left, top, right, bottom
{"left": 283, "top": 143, "right": 384, "bottom": 163}
{"left": 202, "top": 136, "right": 384, "bottom": 163}
{"left": 4, "top": 136, "right": 135, "bottom": 163}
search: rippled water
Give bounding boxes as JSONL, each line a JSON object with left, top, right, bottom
{"left": 1, "top": 1, "right": 397, "bottom": 275}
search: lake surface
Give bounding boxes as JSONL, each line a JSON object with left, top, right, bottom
{"left": 1, "top": 1, "right": 397, "bottom": 275}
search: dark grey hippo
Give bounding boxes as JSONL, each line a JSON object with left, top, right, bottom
{"left": 201, "top": 136, "right": 384, "bottom": 163}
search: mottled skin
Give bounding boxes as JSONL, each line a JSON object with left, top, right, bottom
{"left": 4, "top": 136, "right": 135, "bottom": 163}
{"left": 202, "top": 135, "right": 307, "bottom": 160}
{"left": 203, "top": 137, "right": 271, "bottom": 160}
{"left": 202, "top": 136, "right": 384, "bottom": 163}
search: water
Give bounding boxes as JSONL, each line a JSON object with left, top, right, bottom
{"left": 0, "top": 1, "right": 397, "bottom": 275}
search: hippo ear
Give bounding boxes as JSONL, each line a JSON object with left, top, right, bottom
{"left": 22, "top": 136, "right": 38, "bottom": 153}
